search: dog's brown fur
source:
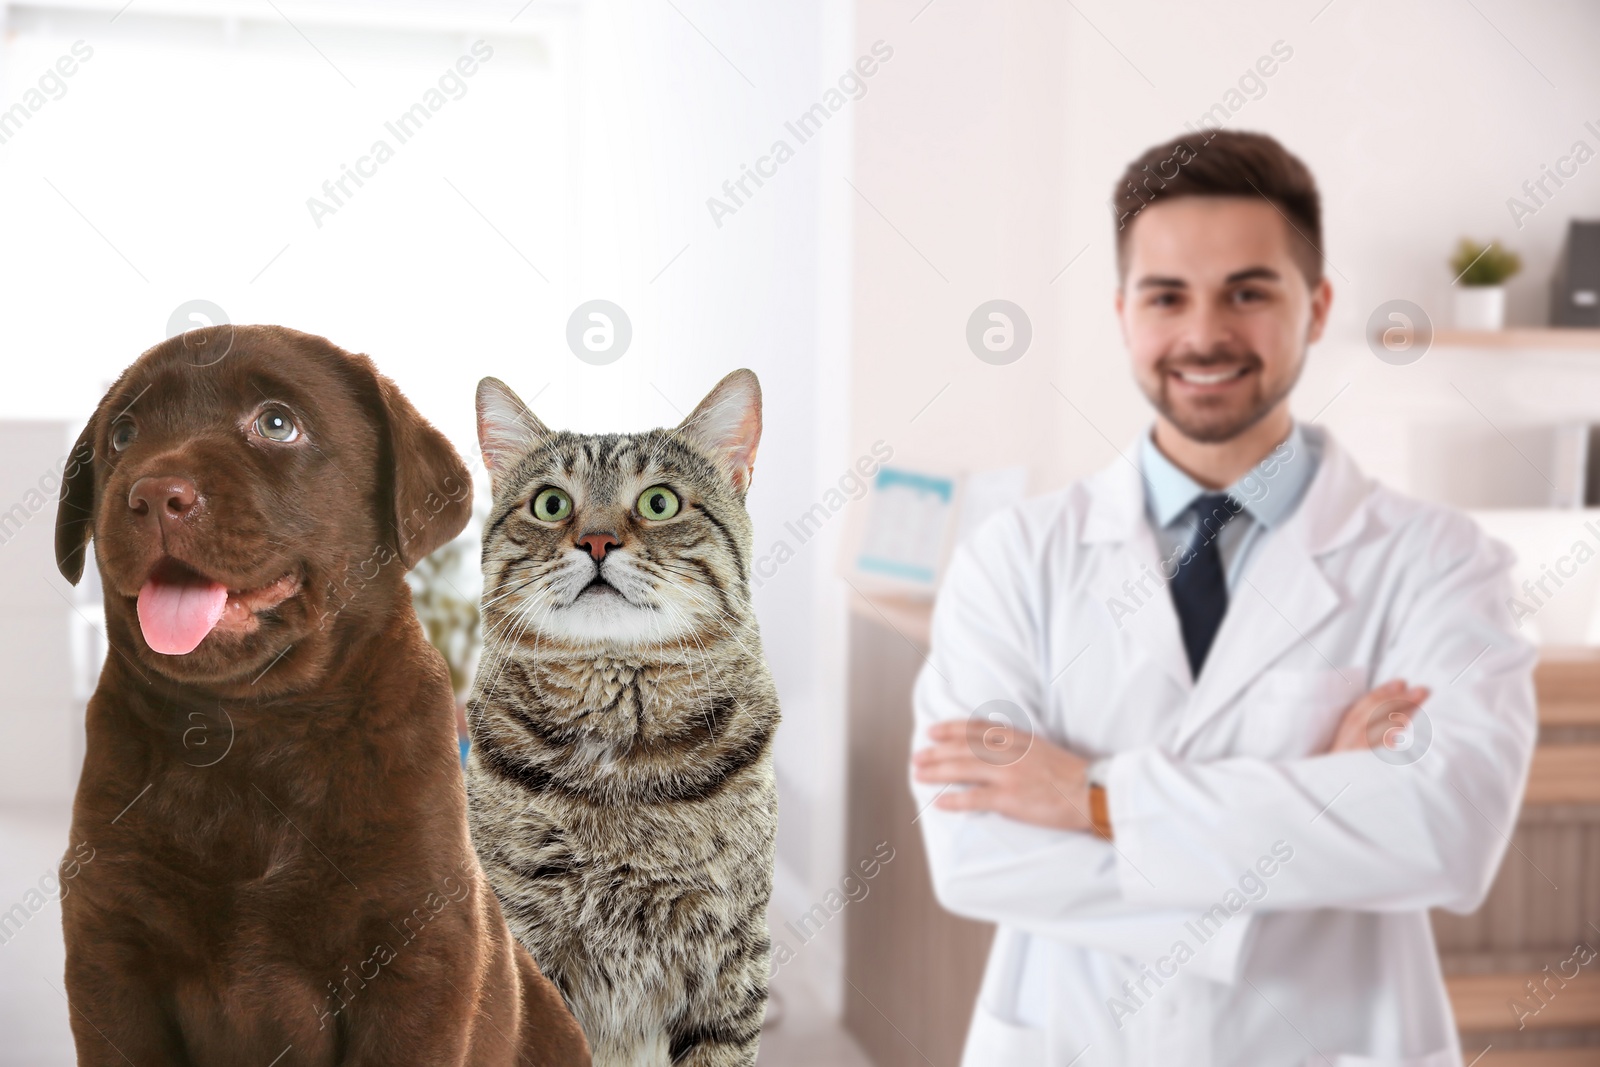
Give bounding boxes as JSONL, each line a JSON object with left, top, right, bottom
{"left": 53, "top": 325, "right": 590, "bottom": 1066}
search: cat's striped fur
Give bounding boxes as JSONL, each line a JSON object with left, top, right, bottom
{"left": 464, "top": 370, "right": 779, "bottom": 1067}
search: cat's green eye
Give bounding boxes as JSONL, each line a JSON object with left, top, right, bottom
{"left": 530, "top": 487, "right": 573, "bottom": 523}
{"left": 636, "top": 485, "right": 680, "bottom": 521}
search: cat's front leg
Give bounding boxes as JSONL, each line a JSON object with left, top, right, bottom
{"left": 664, "top": 975, "right": 767, "bottom": 1067}
{"left": 666, "top": 1021, "right": 763, "bottom": 1067}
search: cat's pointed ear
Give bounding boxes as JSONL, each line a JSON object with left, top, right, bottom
{"left": 676, "top": 369, "right": 762, "bottom": 495}
{"left": 476, "top": 377, "right": 550, "bottom": 492}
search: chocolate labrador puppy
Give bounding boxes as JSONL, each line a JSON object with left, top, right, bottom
{"left": 54, "top": 325, "right": 590, "bottom": 1066}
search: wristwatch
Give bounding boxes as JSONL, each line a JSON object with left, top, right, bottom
{"left": 1086, "top": 758, "right": 1113, "bottom": 840}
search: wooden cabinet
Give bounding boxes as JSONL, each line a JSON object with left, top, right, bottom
{"left": 1439, "top": 648, "right": 1600, "bottom": 1056}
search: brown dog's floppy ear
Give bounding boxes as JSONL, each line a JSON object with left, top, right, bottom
{"left": 366, "top": 361, "right": 474, "bottom": 571}
{"left": 55, "top": 414, "right": 101, "bottom": 585}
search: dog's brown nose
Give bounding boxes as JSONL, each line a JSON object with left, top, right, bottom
{"left": 129, "top": 476, "right": 202, "bottom": 524}
{"left": 576, "top": 531, "right": 621, "bottom": 561}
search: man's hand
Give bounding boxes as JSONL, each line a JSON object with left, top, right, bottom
{"left": 1325, "top": 679, "right": 1429, "bottom": 754}
{"left": 913, "top": 720, "right": 1093, "bottom": 831}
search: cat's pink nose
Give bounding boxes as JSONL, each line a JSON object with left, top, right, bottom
{"left": 577, "top": 531, "right": 622, "bottom": 561}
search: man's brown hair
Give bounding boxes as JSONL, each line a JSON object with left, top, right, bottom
{"left": 1111, "top": 129, "right": 1322, "bottom": 287}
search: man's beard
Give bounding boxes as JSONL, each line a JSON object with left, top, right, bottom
{"left": 1143, "top": 347, "right": 1300, "bottom": 445}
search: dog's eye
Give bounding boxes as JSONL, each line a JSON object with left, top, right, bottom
{"left": 529, "top": 487, "right": 572, "bottom": 523}
{"left": 109, "top": 419, "right": 137, "bottom": 453}
{"left": 636, "top": 485, "right": 679, "bottom": 521}
{"left": 253, "top": 408, "right": 300, "bottom": 443}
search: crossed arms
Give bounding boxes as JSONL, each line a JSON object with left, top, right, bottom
{"left": 907, "top": 509, "right": 1537, "bottom": 974}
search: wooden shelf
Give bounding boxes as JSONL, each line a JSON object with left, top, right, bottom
{"left": 1537, "top": 647, "right": 1600, "bottom": 698}
{"left": 1450, "top": 969, "right": 1600, "bottom": 1030}
{"left": 1538, "top": 647, "right": 1600, "bottom": 726}
{"left": 1463, "top": 1049, "right": 1600, "bottom": 1066}
{"left": 1526, "top": 744, "right": 1600, "bottom": 805}
{"left": 1432, "top": 328, "right": 1600, "bottom": 350}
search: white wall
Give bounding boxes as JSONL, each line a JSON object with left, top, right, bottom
{"left": 0, "top": 423, "right": 76, "bottom": 805}
{"left": 851, "top": 0, "right": 1074, "bottom": 494}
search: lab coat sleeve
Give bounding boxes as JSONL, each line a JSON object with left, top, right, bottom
{"left": 910, "top": 507, "right": 1255, "bottom": 982}
{"left": 1106, "top": 509, "right": 1539, "bottom": 914}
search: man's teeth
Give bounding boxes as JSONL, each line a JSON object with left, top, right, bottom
{"left": 1176, "top": 367, "right": 1246, "bottom": 384}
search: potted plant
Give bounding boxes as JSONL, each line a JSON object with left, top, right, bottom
{"left": 1449, "top": 238, "right": 1521, "bottom": 330}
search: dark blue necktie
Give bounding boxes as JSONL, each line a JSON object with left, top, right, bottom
{"left": 1169, "top": 493, "right": 1240, "bottom": 678}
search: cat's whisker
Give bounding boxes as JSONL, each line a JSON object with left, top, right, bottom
{"left": 651, "top": 578, "right": 761, "bottom": 660}
{"left": 478, "top": 575, "right": 546, "bottom": 616}
{"left": 475, "top": 585, "right": 554, "bottom": 704}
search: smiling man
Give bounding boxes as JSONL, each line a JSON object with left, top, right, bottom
{"left": 910, "top": 131, "right": 1537, "bottom": 1066}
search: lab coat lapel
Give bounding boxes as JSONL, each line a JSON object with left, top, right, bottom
{"left": 1174, "top": 435, "right": 1373, "bottom": 748}
{"left": 1082, "top": 451, "right": 1194, "bottom": 694}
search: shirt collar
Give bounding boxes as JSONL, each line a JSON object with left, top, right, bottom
{"left": 1138, "top": 422, "right": 1318, "bottom": 530}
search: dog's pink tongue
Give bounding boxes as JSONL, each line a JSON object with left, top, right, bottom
{"left": 137, "top": 575, "right": 229, "bottom": 655}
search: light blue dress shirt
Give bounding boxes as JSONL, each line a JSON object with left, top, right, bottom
{"left": 1137, "top": 421, "right": 1322, "bottom": 593}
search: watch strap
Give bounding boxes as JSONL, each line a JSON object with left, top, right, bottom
{"left": 1089, "top": 782, "right": 1112, "bottom": 840}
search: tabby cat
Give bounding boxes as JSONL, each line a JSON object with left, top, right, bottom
{"left": 464, "top": 370, "right": 780, "bottom": 1067}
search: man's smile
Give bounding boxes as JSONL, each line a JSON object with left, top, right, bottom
{"left": 1170, "top": 364, "right": 1252, "bottom": 387}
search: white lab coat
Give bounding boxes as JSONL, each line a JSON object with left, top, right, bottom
{"left": 910, "top": 428, "right": 1538, "bottom": 1067}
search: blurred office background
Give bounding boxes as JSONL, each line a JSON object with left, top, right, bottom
{"left": 4, "top": 1, "right": 1600, "bottom": 1063}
